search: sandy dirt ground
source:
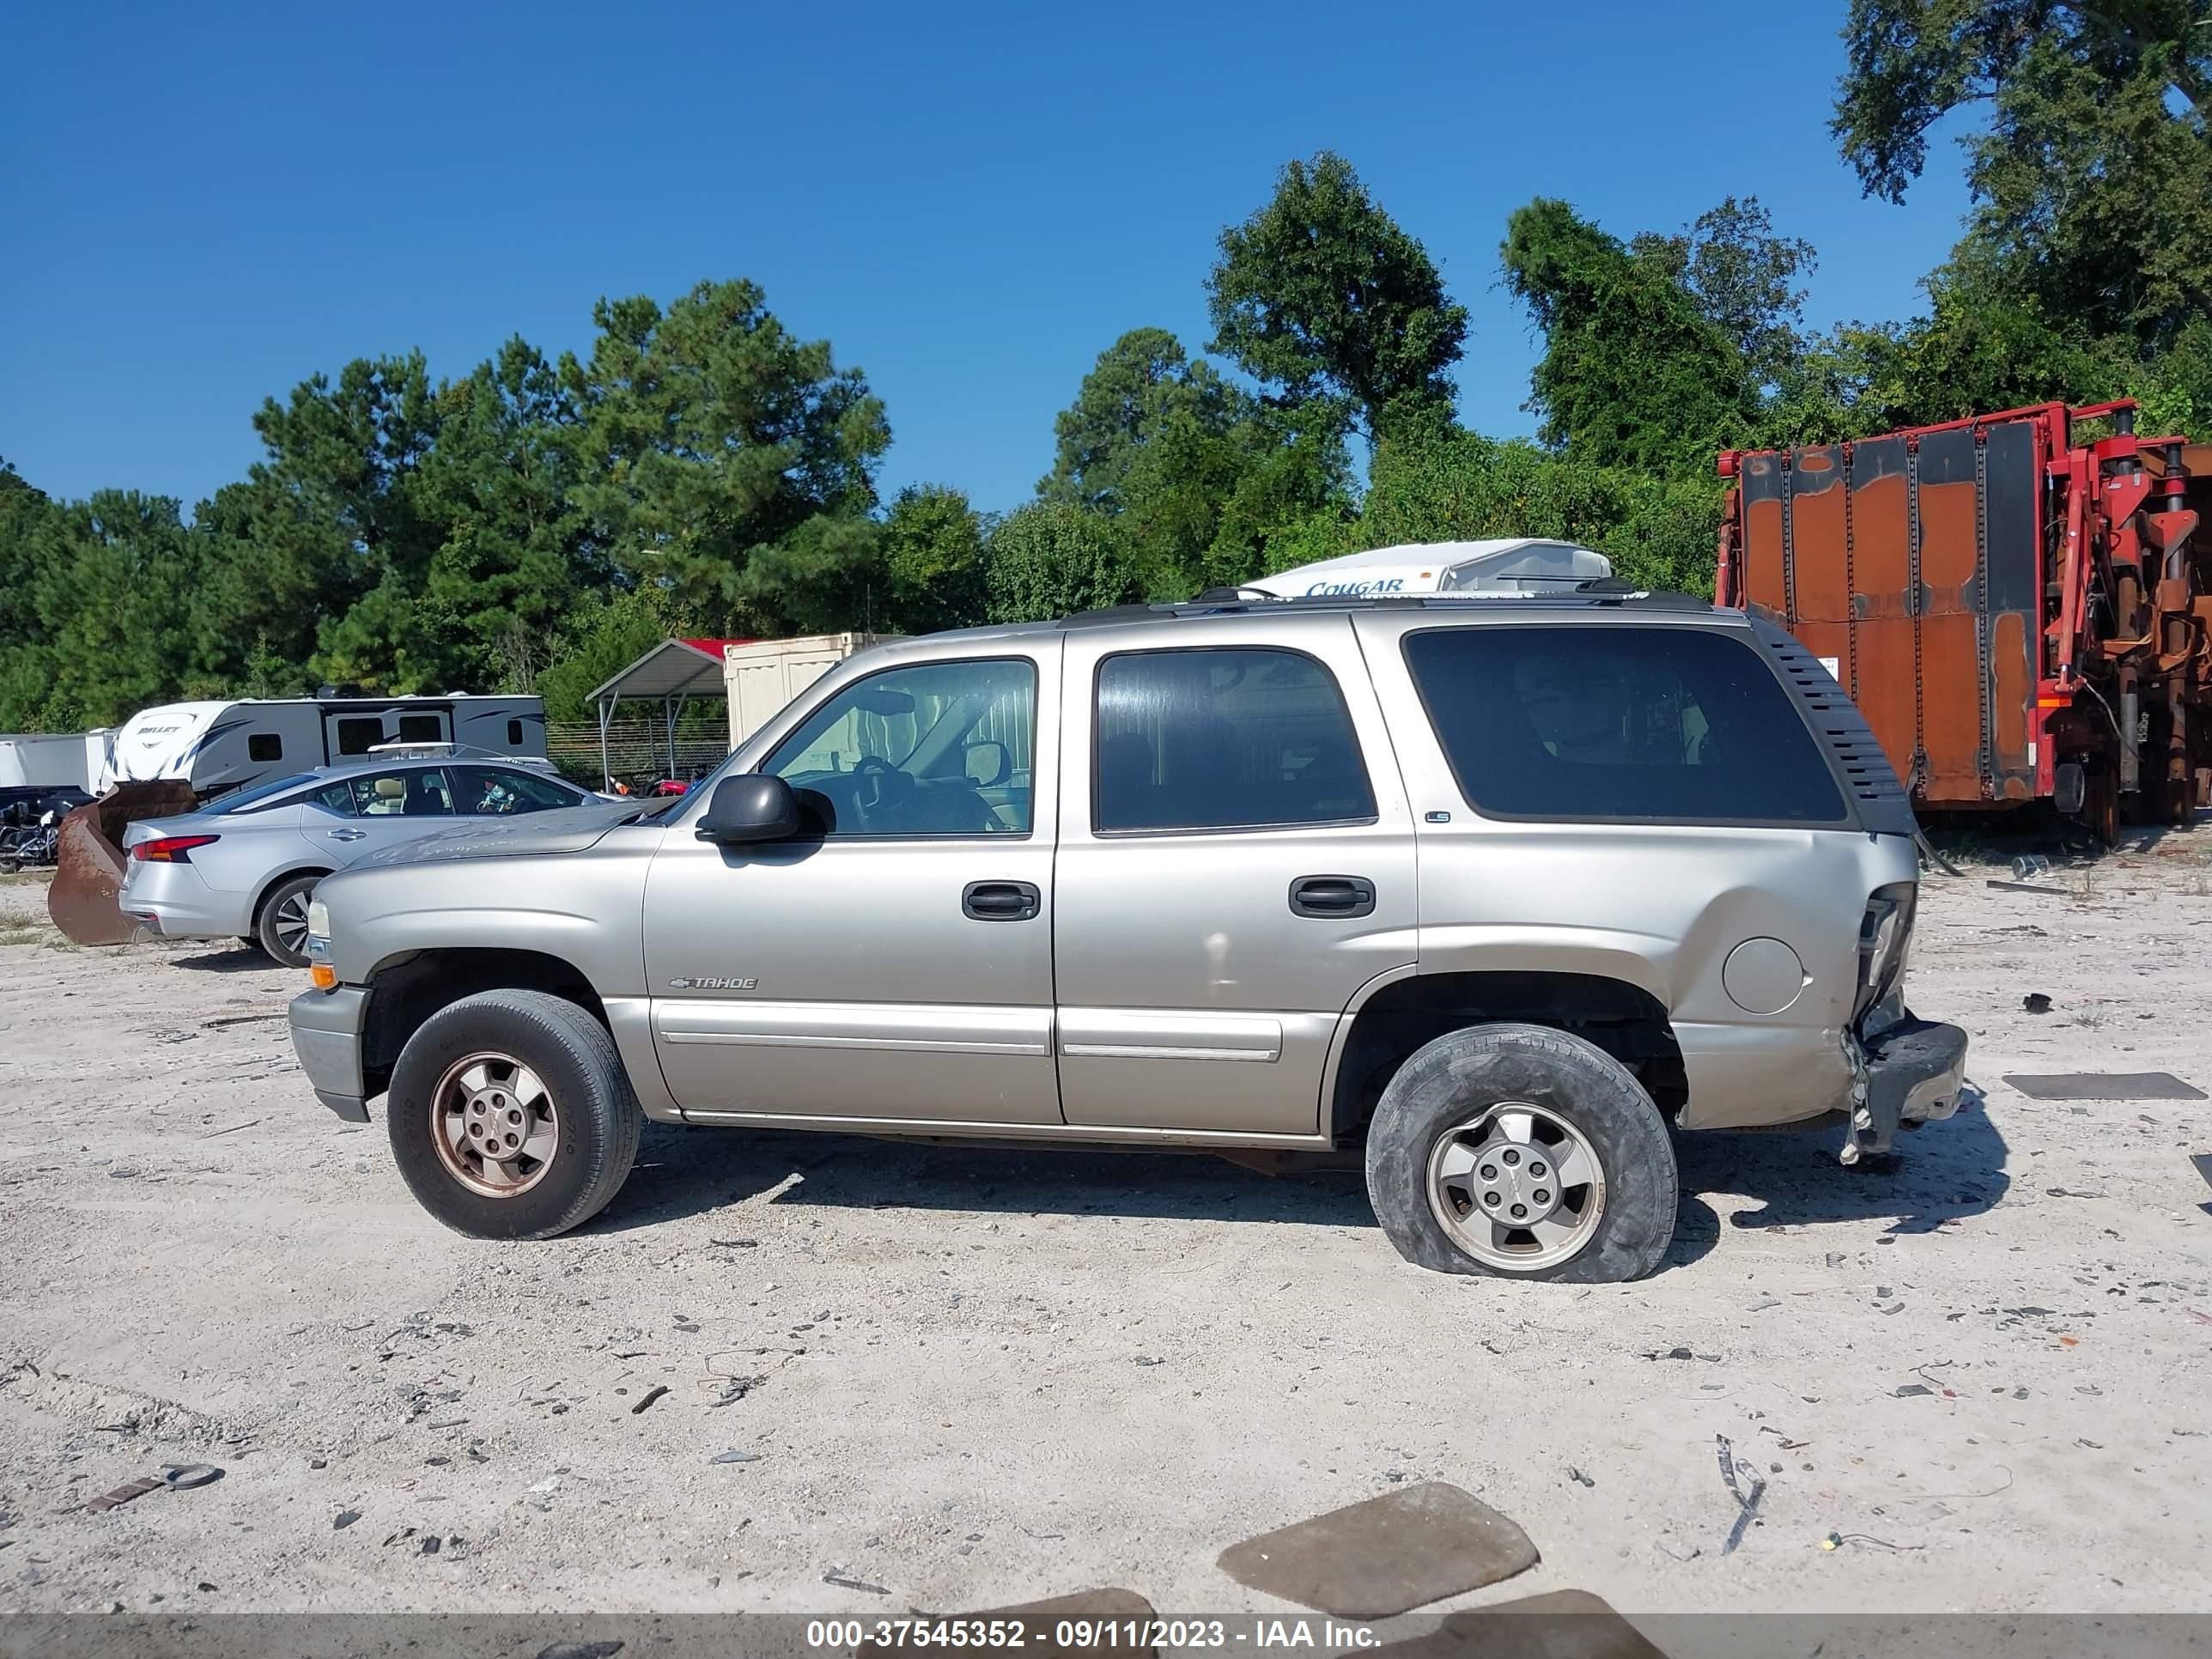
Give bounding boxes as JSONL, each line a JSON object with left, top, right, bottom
{"left": 2, "top": 836, "right": 2209, "bottom": 1622}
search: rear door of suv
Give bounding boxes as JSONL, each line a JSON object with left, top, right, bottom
{"left": 1052, "top": 611, "right": 1417, "bottom": 1136}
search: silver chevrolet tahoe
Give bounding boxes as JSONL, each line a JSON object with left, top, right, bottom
{"left": 287, "top": 592, "right": 1968, "bottom": 1283}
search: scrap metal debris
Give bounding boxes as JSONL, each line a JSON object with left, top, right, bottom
{"left": 1821, "top": 1530, "right": 1924, "bottom": 1553}
{"left": 2004, "top": 1073, "right": 2205, "bottom": 1102}
{"left": 1714, "top": 1435, "right": 1765, "bottom": 1556}
{"left": 704, "top": 1372, "right": 767, "bottom": 1408}
{"left": 84, "top": 1477, "right": 163, "bottom": 1514}
{"left": 823, "top": 1570, "right": 890, "bottom": 1595}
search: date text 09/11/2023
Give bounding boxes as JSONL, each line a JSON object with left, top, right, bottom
{"left": 805, "top": 1617, "right": 1383, "bottom": 1650}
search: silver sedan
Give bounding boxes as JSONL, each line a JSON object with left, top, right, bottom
{"left": 119, "top": 757, "right": 599, "bottom": 966}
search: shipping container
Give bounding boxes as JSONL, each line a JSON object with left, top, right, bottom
{"left": 725, "top": 634, "right": 890, "bottom": 749}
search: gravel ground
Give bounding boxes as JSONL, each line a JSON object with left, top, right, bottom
{"left": 1, "top": 839, "right": 2209, "bottom": 1620}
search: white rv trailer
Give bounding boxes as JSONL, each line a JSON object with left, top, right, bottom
{"left": 0, "top": 733, "right": 90, "bottom": 791}
{"left": 1248, "top": 538, "right": 1613, "bottom": 599}
{"left": 90, "top": 694, "right": 546, "bottom": 799}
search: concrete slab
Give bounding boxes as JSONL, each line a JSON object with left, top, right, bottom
{"left": 1216, "top": 1483, "right": 1538, "bottom": 1618}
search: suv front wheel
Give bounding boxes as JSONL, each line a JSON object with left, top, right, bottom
{"left": 1364, "top": 1023, "right": 1677, "bottom": 1283}
{"left": 387, "top": 989, "right": 643, "bottom": 1239}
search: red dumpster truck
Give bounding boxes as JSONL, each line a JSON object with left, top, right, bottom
{"left": 1718, "top": 401, "right": 2209, "bottom": 841}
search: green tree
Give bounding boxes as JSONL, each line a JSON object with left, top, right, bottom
{"left": 1503, "top": 198, "right": 1757, "bottom": 471}
{"left": 0, "top": 461, "right": 60, "bottom": 729}
{"left": 1632, "top": 197, "right": 1817, "bottom": 388}
{"left": 1198, "top": 410, "right": 1357, "bottom": 590}
{"left": 23, "top": 493, "right": 208, "bottom": 727}
{"left": 1207, "top": 152, "right": 1468, "bottom": 440}
{"left": 1041, "top": 328, "right": 1252, "bottom": 510}
{"left": 186, "top": 352, "right": 446, "bottom": 696}
{"left": 1856, "top": 270, "right": 2110, "bottom": 425}
{"left": 533, "top": 584, "right": 696, "bottom": 726}
{"left": 1360, "top": 431, "right": 1722, "bottom": 595}
{"left": 984, "top": 502, "right": 1137, "bottom": 623}
{"left": 1041, "top": 329, "right": 1349, "bottom": 599}
{"left": 878, "top": 484, "right": 990, "bottom": 635}
{"left": 1832, "top": 0, "right": 2212, "bottom": 347}
{"left": 560, "top": 279, "right": 890, "bottom": 631}
{"left": 407, "top": 338, "right": 590, "bottom": 693}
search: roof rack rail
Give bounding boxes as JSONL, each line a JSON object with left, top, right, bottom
{"left": 1057, "top": 585, "right": 1717, "bottom": 627}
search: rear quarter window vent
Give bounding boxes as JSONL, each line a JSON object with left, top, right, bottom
{"left": 1747, "top": 620, "right": 1917, "bottom": 834}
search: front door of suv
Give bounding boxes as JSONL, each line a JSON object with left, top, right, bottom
{"left": 643, "top": 645, "right": 1062, "bottom": 1126}
{"left": 1052, "top": 613, "right": 1417, "bottom": 1136}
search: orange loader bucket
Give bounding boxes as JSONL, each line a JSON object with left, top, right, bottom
{"left": 47, "top": 781, "right": 199, "bottom": 946}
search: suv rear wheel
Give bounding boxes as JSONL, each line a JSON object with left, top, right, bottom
{"left": 387, "top": 989, "right": 642, "bottom": 1239}
{"left": 1364, "top": 1023, "right": 1676, "bottom": 1283}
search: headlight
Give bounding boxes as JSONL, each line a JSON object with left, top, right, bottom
{"left": 1856, "top": 881, "right": 1916, "bottom": 1019}
{"left": 306, "top": 899, "right": 331, "bottom": 940}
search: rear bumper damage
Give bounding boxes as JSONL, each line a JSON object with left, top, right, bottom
{"left": 1841, "top": 1014, "right": 1969, "bottom": 1164}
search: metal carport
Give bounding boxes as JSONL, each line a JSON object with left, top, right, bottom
{"left": 586, "top": 637, "right": 745, "bottom": 789}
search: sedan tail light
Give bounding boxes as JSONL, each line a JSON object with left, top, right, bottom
{"left": 131, "top": 835, "right": 220, "bottom": 863}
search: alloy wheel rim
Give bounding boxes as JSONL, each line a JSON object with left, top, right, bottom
{"left": 1425, "top": 1102, "right": 1606, "bottom": 1271}
{"left": 430, "top": 1052, "right": 559, "bottom": 1199}
{"left": 272, "top": 890, "right": 313, "bottom": 955}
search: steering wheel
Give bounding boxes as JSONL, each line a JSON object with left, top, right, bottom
{"left": 850, "top": 756, "right": 915, "bottom": 822}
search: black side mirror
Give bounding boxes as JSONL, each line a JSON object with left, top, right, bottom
{"left": 696, "top": 774, "right": 803, "bottom": 844}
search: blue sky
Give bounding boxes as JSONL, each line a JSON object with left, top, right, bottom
{"left": 2, "top": 1, "right": 1977, "bottom": 517}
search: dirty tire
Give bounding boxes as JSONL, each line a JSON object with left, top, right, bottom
{"left": 1364, "top": 1022, "right": 1677, "bottom": 1283}
{"left": 253, "top": 873, "right": 321, "bottom": 968}
{"left": 387, "top": 988, "right": 642, "bottom": 1240}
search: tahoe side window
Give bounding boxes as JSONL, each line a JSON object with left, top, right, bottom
{"left": 762, "top": 658, "right": 1036, "bottom": 837}
{"left": 1093, "top": 647, "right": 1376, "bottom": 833}
{"left": 1402, "top": 625, "right": 1847, "bottom": 823}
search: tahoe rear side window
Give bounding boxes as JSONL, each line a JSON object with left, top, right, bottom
{"left": 1403, "top": 625, "right": 1846, "bottom": 824}
{"left": 1094, "top": 647, "right": 1376, "bottom": 833}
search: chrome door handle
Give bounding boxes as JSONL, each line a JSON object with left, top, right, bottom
{"left": 328, "top": 828, "right": 368, "bottom": 842}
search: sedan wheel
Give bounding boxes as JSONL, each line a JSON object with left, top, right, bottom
{"left": 253, "top": 873, "right": 323, "bottom": 968}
